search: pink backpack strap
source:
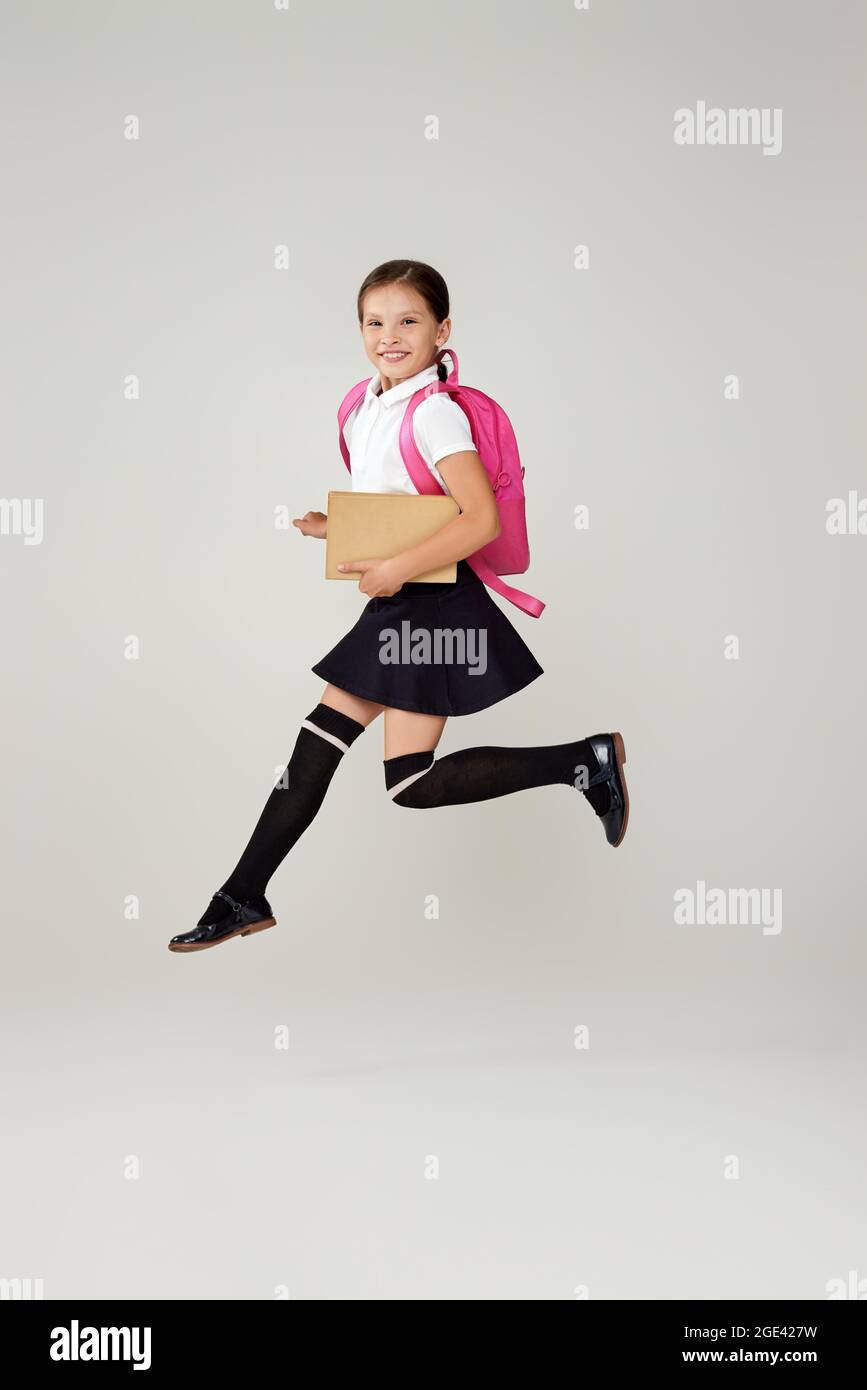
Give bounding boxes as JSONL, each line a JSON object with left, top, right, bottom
{"left": 466, "top": 553, "right": 546, "bottom": 618}
{"left": 438, "top": 346, "right": 459, "bottom": 384}
{"left": 397, "top": 347, "right": 468, "bottom": 490}
{"left": 337, "top": 378, "right": 372, "bottom": 472}
{"left": 398, "top": 383, "right": 449, "bottom": 494}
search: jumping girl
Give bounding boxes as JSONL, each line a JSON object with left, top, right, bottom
{"left": 169, "top": 259, "right": 629, "bottom": 953}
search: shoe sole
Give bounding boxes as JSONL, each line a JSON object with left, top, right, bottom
{"left": 610, "top": 731, "right": 629, "bottom": 847}
{"left": 167, "top": 917, "right": 277, "bottom": 953}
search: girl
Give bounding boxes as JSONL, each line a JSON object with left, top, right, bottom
{"left": 169, "top": 260, "right": 628, "bottom": 953}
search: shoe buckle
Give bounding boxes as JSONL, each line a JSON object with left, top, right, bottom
{"left": 214, "top": 888, "right": 247, "bottom": 921}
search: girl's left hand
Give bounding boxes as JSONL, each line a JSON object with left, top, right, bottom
{"left": 337, "top": 557, "right": 405, "bottom": 597}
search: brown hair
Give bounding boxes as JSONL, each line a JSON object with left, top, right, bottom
{"left": 357, "top": 260, "right": 451, "bottom": 380}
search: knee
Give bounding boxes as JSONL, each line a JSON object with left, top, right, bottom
{"left": 383, "top": 750, "right": 436, "bottom": 807}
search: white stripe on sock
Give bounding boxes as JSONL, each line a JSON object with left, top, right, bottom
{"left": 300, "top": 719, "right": 350, "bottom": 754}
{"left": 387, "top": 761, "right": 434, "bottom": 800}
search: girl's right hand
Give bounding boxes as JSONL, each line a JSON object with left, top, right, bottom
{"left": 292, "top": 510, "right": 327, "bottom": 539}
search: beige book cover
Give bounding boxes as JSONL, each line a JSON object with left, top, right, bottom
{"left": 325, "top": 490, "right": 460, "bottom": 583}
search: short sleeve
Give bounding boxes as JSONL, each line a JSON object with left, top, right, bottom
{"left": 412, "top": 395, "right": 477, "bottom": 471}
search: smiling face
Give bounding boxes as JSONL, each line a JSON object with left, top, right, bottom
{"left": 359, "top": 282, "right": 450, "bottom": 391}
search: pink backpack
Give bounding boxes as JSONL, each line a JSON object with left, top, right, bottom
{"left": 337, "top": 348, "right": 545, "bottom": 618}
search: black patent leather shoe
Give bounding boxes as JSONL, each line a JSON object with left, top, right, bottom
{"left": 584, "top": 731, "right": 629, "bottom": 847}
{"left": 168, "top": 889, "right": 277, "bottom": 953}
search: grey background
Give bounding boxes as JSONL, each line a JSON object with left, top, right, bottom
{"left": 1, "top": 0, "right": 865, "bottom": 1300}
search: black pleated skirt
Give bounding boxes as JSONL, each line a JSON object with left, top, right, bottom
{"left": 311, "top": 559, "right": 544, "bottom": 716}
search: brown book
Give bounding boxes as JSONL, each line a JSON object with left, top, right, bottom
{"left": 325, "top": 490, "right": 460, "bottom": 583}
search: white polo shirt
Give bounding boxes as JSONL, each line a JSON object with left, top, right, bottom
{"left": 342, "top": 362, "right": 476, "bottom": 496}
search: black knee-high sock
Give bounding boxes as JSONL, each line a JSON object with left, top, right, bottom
{"left": 198, "top": 704, "right": 365, "bottom": 924}
{"left": 383, "top": 739, "right": 610, "bottom": 812}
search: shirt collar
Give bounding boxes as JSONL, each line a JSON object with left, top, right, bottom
{"left": 364, "top": 361, "right": 440, "bottom": 408}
